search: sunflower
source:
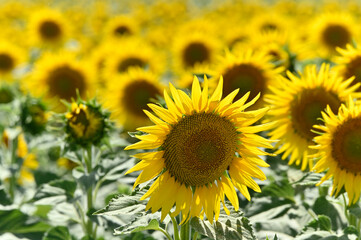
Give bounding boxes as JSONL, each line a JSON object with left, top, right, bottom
{"left": 25, "top": 52, "right": 95, "bottom": 111}
{"left": 0, "top": 41, "right": 26, "bottom": 80}
{"left": 311, "top": 97, "right": 361, "bottom": 204}
{"left": 102, "top": 68, "right": 164, "bottom": 130}
{"left": 103, "top": 39, "right": 164, "bottom": 82}
{"left": 265, "top": 64, "right": 361, "bottom": 171}
{"left": 65, "top": 101, "right": 109, "bottom": 147}
{"left": 334, "top": 44, "right": 361, "bottom": 92}
{"left": 250, "top": 12, "right": 291, "bottom": 34}
{"left": 172, "top": 31, "right": 221, "bottom": 73}
{"left": 125, "top": 76, "right": 274, "bottom": 223}
{"left": 214, "top": 50, "right": 283, "bottom": 109}
{"left": 28, "top": 8, "right": 69, "bottom": 47}
{"left": 311, "top": 12, "right": 358, "bottom": 58}
{"left": 103, "top": 15, "right": 138, "bottom": 40}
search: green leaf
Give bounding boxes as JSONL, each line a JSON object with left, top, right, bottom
{"left": 34, "top": 170, "right": 59, "bottom": 187}
{"left": 312, "top": 196, "right": 346, "bottom": 231}
{"left": 190, "top": 203, "right": 256, "bottom": 240}
{"left": 291, "top": 172, "right": 328, "bottom": 187}
{"left": 94, "top": 187, "right": 170, "bottom": 235}
{"left": 259, "top": 179, "right": 295, "bottom": 202}
{"left": 0, "top": 209, "right": 50, "bottom": 235}
{"left": 32, "top": 179, "right": 77, "bottom": 204}
{"left": 302, "top": 215, "right": 332, "bottom": 232}
{"left": 348, "top": 205, "right": 361, "bottom": 219}
{"left": 114, "top": 218, "right": 160, "bottom": 235}
{"left": 94, "top": 192, "right": 146, "bottom": 216}
{"left": 43, "top": 226, "right": 74, "bottom": 240}
{"left": 0, "top": 185, "right": 11, "bottom": 205}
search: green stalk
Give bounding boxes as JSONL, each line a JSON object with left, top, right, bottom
{"left": 180, "top": 220, "right": 190, "bottom": 240}
{"left": 171, "top": 216, "right": 180, "bottom": 240}
{"left": 9, "top": 137, "right": 18, "bottom": 201}
{"left": 85, "top": 146, "right": 95, "bottom": 239}
{"left": 156, "top": 227, "right": 173, "bottom": 240}
{"left": 192, "top": 232, "right": 198, "bottom": 240}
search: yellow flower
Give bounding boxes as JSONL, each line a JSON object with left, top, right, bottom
{"left": 101, "top": 68, "right": 164, "bottom": 130}
{"left": 125, "top": 76, "right": 274, "bottom": 223}
{"left": 102, "top": 39, "right": 165, "bottom": 82}
{"left": 28, "top": 8, "right": 70, "bottom": 47}
{"left": 57, "top": 157, "right": 78, "bottom": 170}
{"left": 311, "top": 97, "right": 361, "bottom": 205}
{"left": 18, "top": 153, "right": 39, "bottom": 185}
{"left": 0, "top": 41, "right": 26, "bottom": 80}
{"left": 310, "top": 11, "right": 358, "bottom": 58}
{"left": 214, "top": 50, "right": 283, "bottom": 110}
{"left": 24, "top": 52, "right": 95, "bottom": 112}
{"left": 103, "top": 15, "right": 138, "bottom": 40}
{"left": 334, "top": 44, "right": 361, "bottom": 92}
{"left": 172, "top": 31, "right": 221, "bottom": 74}
{"left": 265, "top": 64, "right": 361, "bottom": 171}
{"left": 65, "top": 102, "right": 105, "bottom": 146}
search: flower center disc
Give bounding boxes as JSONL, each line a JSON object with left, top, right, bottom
{"left": 123, "top": 80, "right": 160, "bottom": 117}
{"left": 291, "top": 88, "right": 341, "bottom": 141}
{"left": 162, "top": 112, "right": 238, "bottom": 186}
{"left": 114, "top": 25, "right": 131, "bottom": 36}
{"left": 0, "top": 53, "right": 14, "bottom": 72}
{"left": 322, "top": 24, "right": 350, "bottom": 49}
{"left": 344, "top": 56, "right": 361, "bottom": 92}
{"left": 223, "top": 63, "right": 266, "bottom": 102}
{"left": 332, "top": 117, "right": 361, "bottom": 173}
{"left": 39, "top": 20, "right": 62, "bottom": 40}
{"left": 183, "top": 42, "right": 210, "bottom": 68}
{"left": 117, "top": 57, "right": 146, "bottom": 72}
{"left": 47, "top": 66, "right": 86, "bottom": 100}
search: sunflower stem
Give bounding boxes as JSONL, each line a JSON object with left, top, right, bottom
{"left": 171, "top": 216, "right": 180, "bottom": 240}
{"left": 8, "top": 136, "right": 18, "bottom": 201}
{"left": 84, "top": 146, "right": 95, "bottom": 239}
{"left": 192, "top": 231, "right": 198, "bottom": 240}
{"left": 156, "top": 227, "right": 173, "bottom": 240}
{"left": 180, "top": 220, "right": 190, "bottom": 240}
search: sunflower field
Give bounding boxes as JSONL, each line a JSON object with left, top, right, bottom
{"left": 2, "top": 0, "right": 361, "bottom": 239}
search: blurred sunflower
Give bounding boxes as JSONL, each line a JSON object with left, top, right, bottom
{"left": 103, "top": 39, "right": 164, "bottom": 81}
{"left": 25, "top": 52, "right": 95, "bottom": 111}
{"left": 214, "top": 50, "right": 283, "bottom": 109}
{"left": 172, "top": 32, "right": 221, "bottom": 73}
{"left": 334, "top": 44, "right": 361, "bottom": 92}
{"left": 0, "top": 41, "right": 26, "bottom": 80}
{"left": 265, "top": 64, "right": 361, "bottom": 170}
{"left": 28, "top": 8, "right": 69, "bottom": 47}
{"left": 311, "top": 12, "right": 357, "bottom": 57}
{"left": 125, "top": 76, "right": 274, "bottom": 223}
{"left": 312, "top": 97, "right": 361, "bottom": 204}
{"left": 103, "top": 15, "right": 138, "bottom": 40}
{"left": 250, "top": 12, "right": 291, "bottom": 34}
{"left": 102, "top": 68, "right": 164, "bottom": 130}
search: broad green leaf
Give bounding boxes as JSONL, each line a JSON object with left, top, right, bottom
{"left": 291, "top": 172, "right": 328, "bottom": 187}
{"left": 259, "top": 179, "right": 295, "bottom": 202}
{"left": 94, "top": 187, "right": 170, "bottom": 236}
{"left": 302, "top": 215, "right": 332, "bottom": 232}
{"left": 32, "top": 179, "right": 77, "bottom": 204}
{"left": 33, "top": 170, "right": 59, "bottom": 187}
{"left": 312, "top": 197, "right": 346, "bottom": 231}
{"left": 94, "top": 193, "right": 146, "bottom": 216}
{"left": 348, "top": 205, "right": 361, "bottom": 219}
{"left": 191, "top": 203, "right": 256, "bottom": 240}
{"left": 42, "top": 226, "right": 74, "bottom": 240}
{"left": 0, "top": 185, "right": 11, "bottom": 205}
{"left": 114, "top": 218, "right": 161, "bottom": 235}
{"left": 0, "top": 209, "right": 50, "bottom": 236}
